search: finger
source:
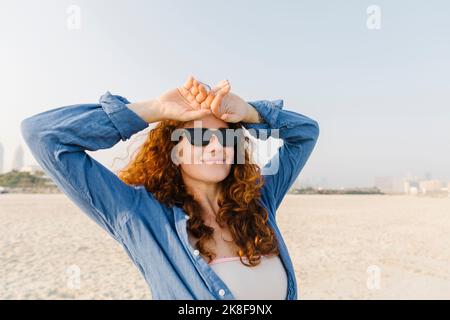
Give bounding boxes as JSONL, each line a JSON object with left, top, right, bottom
{"left": 186, "top": 93, "right": 200, "bottom": 108}
{"left": 183, "top": 75, "right": 194, "bottom": 90}
{"left": 198, "top": 81, "right": 211, "bottom": 94}
{"left": 213, "top": 79, "right": 228, "bottom": 90}
{"left": 196, "top": 85, "right": 207, "bottom": 103}
{"left": 179, "top": 86, "right": 189, "bottom": 97}
{"left": 214, "top": 82, "right": 230, "bottom": 95}
{"left": 210, "top": 85, "right": 230, "bottom": 113}
{"left": 190, "top": 79, "right": 199, "bottom": 95}
{"left": 190, "top": 83, "right": 199, "bottom": 95}
{"left": 211, "top": 79, "right": 230, "bottom": 94}
{"left": 223, "top": 82, "right": 231, "bottom": 92}
{"left": 203, "top": 92, "right": 215, "bottom": 107}
{"left": 210, "top": 91, "right": 225, "bottom": 114}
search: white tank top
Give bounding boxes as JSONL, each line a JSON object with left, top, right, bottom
{"left": 208, "top": 255, "right": 288, "bottom": 300}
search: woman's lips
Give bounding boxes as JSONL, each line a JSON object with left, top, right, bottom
{"left": 202, "top": 159, "right": 226, "bottom": 164}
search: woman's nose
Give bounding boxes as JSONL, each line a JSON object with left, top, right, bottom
{"left": 206, "top": 134, "right": 223, "bottom": 151}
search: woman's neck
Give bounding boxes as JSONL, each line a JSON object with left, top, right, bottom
{"left": 184, "top": 177, "right": 222, "bottom": 217}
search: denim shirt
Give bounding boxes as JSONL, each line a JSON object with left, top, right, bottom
{"left": 20, "top": 91, "right": 319, "bottom": 300}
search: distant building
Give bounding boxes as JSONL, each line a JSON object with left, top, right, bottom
{"left": 409, "top": 186, "right": 419, "bottom": 195}
{"left": 12, "top": 145, "right": 24, "bottom": 171}
{"left": 0, "top": 142, "right": 4, "bottom": 174}
{"left": 374, "top": 176, "right": 406, "bottom": 194}
{"left": 419, "top": 180, "right": 443, "bottom": 194}
{"left": 403, "top": 179, "right": 420, "bottom": 195}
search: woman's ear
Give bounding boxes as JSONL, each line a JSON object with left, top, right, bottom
{"left": 171, "top": 143, "right": 184, "bottom": 167}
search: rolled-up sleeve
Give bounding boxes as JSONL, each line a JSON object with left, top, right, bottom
{"left": 242, "top": 99, "right": 320, "bottom": 215}
{"left": 20, "top": 91, "right": 150, "bottom": 242}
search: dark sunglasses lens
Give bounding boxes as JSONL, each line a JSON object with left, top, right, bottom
{"left": 183, "top": 129, "right": 208, "bottom": 146}
{"left": 219, "top": 129, "right": 237, "bottom": 147}
{"left": 184, "top": 128, "right": 237, "bottom": 147}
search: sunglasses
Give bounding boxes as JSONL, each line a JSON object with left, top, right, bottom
{"left": 180, "top": 128, "right": 240, "bottom": 147}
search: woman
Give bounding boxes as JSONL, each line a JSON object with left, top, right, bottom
{"left": 20, "top": 76, "right": 320, "bottom": 300}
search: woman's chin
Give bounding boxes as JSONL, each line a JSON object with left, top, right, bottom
{"left": 197, "top": 164, "right": 231, "bottom": 181}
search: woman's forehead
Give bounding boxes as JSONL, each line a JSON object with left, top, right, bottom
{"left": 183, "top": 114, "right": 229, "bottom": 129}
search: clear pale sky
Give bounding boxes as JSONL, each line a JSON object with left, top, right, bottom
{"left": 1, "top": 0, "right": 449, "bottom": 188}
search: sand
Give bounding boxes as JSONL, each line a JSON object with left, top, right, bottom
{"left": 1, "top": 193, "right": 449, "bottom": 299}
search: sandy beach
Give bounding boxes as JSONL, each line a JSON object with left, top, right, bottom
{"left": 1, "top": 193, "right": 449, "bottom": 299}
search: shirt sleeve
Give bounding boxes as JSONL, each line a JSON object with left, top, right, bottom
{"left": 241, "top": 99, "right": 320, "bottom": 216}
{"left": 20, "top": 91, "right": 151, "bottom": 242}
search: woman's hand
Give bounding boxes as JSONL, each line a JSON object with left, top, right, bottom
{"left": 198, "top": 80, "right": 260, "bottom": 123}
{"left": 156, "top": 75, "right": 232, "bottom": 122}
{"left": 127, "top": 76, "right": 230, "bottom": 123}
{"left": 127, "top": 76, "right": 259, "bottom": 124}
{"left": 154, "top": 76, "right": 211, "bottom": 122}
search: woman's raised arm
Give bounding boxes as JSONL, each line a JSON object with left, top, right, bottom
{"left": 241, "top": 99, "right": 320, "bottom": 217}
{"left": 21, "top": 92, "right": 153, "bottom": 242}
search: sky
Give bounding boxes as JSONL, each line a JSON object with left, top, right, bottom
{"left": 1, "top": 0, "right": 449, "bottom": 188}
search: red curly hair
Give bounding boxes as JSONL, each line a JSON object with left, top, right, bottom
{"left": 115, "top": 119, "right": 280, "bottom": 267}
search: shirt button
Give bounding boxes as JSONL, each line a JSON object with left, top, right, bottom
{"left": 193, "top": 249, "right": 200, "bottom": 256}
{"left": 184, "top": 214, "right": 190, "bottom": 219}
{"left": 218, "top": 289, "right": 225, "bottom": 296}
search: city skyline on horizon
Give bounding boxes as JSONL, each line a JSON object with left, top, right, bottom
{"left": 1, "top": 139, "right": 448, "bottom": 190}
